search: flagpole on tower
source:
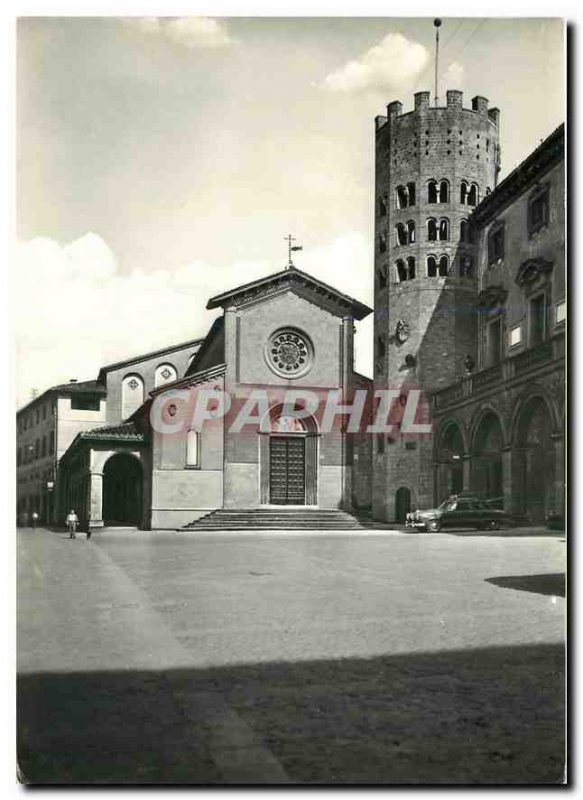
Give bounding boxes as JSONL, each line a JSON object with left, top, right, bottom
{"left": 434, "top": 18, "right": 442, "bottom": 107}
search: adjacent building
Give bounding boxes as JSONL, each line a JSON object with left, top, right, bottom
{"left": 16, "top": 90, "right": 565, "bottom": 529}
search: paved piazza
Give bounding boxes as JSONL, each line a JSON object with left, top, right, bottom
{"left": 18, "top": 527, "right": 565, "bottom": 784}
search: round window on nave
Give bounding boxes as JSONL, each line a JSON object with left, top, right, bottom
{"left": 266, "top": 328, "right": 313, "bottom": 378}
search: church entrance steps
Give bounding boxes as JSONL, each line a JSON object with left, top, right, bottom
{"left": 182, "top": 508, "right": 373, "bottom": 531}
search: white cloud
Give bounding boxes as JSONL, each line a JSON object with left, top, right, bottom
{"left": 443, "top": 61, "right": 465, "bottom": 90}
{"left": 322, "top": 32, "right": 428, "bottom": 93}
{"left": 123, "top": 16, "right": 233, "bottom": 49}
{"left": 16, "top": 231, "right": 373, "bottom": 406}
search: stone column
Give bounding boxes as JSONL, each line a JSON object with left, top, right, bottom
{"left": 340, "top": 316, "right": 354, "bottom": 511}
{"left": 501, "top": 446, "right": 513, "bottom": 512}
{"left": 551, "top": 432, "right": 565, "bottom": 515}
{"left": 88, "top": 472, "right": 104, "bottom": 529}
{"left": 462, "top": 452, "right": 471, "bottom": 492}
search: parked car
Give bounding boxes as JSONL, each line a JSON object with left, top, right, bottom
{"left": 406, "top": 495, "right": 511, "bottom": 532}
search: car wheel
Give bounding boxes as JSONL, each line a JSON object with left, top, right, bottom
{"left": 428, "top": 519, "right": 441, "bottom": 532}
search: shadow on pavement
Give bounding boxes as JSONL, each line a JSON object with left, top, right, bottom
{"left": 18, "top": 642, "right": 564, "bottom": 785}
{"left": 485, "top": 573, "right": 565, "bottom": 598}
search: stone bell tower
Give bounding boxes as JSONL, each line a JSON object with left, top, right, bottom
{"left": 372, "top": 89, "right": 500, "bottom": 521}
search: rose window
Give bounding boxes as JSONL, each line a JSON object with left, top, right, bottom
{"left": 266, "top": 329, "right": 312, "bottom": 377}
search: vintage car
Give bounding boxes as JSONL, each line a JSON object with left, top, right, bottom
{"left": 406, "top": 495, "right": 510, "bottom": 532}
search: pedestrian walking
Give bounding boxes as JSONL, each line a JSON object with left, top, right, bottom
{"left": 66, "top": 509, "right": 78, "bottom": 539}
{"left": 86, "top": 527, "right": 92, "bottom": 540}
{"left": 31, "top": 511, "right": 39, "bottom": 529}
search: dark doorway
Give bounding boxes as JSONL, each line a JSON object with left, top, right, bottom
{"left": 516, "top": 398, "right": 554, "bottom": 524}
{"left": 103, "top": 454, "right": 142, "bottom": 526}
{"left": 395, "top": 487, "right": 411, "bottom": 522}
{"left": 269, "top": 437, "right": 306, "bottom": 505}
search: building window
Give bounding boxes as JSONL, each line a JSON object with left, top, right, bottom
{"left": 428, "top": 180, "right": 438, "bottom": 204}
{"left": 460, "top": 181, "right": 469, "bottom": 204}
{"left": 406, "top": 256, "right": 416, "bottom": 280}
{"left": 379, "top": 232, "right": 388, "bottom": 252}
{"left": 186, "top": 430, "right": 199, "bottom": 467}
{"left": 42, "top": 405, "right": 47, "bottom": 420}
{"left": 71, "top": 394, "right": 101, "bottom": 411}
{"left": 509, "top": 325, "right": 522, "bottom": 347}
{"left": 395, "top": 259, "right": 407, "bottom": 282}
{"left": 17, "top": 447, "right": 21, "bottom": 467}
{"left": 528, "top": 185, "right": 550, "bottom": 235}
{"left": 427, "top": 256, "right": 448, "bottom": 278}
{"left": 155, "top": 364, "right": 178, "bottom": 388}
{"left": 49, "top": 431, "right": 55, "bottom": 454}
{"left": 377, "top": 434, "right": 385, "bottom": 455}
{"left": 122, "top": 374, "right": 145, "bottom": 420}
{"left": 488, "top": 221, "right": 505, "bottom": 265}
{"left": 556, "top": 300, "right": 566, "bottom": 325}
{"left": 468, "top": 184, "right": 479, "bottom": 206}
{"left": 407, "top": 182, "right": 416, "bottom": 206}
{"left": 487, "top": 316, "right": 503, "bottom": 366}
{"left": 460, "top": 219, "right": 473, "bottom": 243}
{"left": 439, "top": 180, "right": 449, "bottom": 203}
{"left": 396, "top": 183, "right": 415, "bottom": 209}
{"left": 34, "top": 439, "right": 40, "bottom": 459}
{"left": 396, "top": 185, "right": 409, "bottom": 209}
{"left": 529, "top": 293, "right": 548, "bottom": 346}
{"left": 406, "top": 220, "right": 415, "bottom": 244}
{"left": 427, "top": 218, "right": 437, "bottom": 242}
{"left": 395, "top": 224, "right": 407, "bottom": 246}
{"left": 439, "top": 218, "right": 449, "bottom": 241}
{"left": 41, "top": 436, "right": 47, "bottom": 458}
{"left": 379, "top": 195, "right": 388, "bottom": 216}
{"left": 459, "top": 255, "right": 474, "bottom": 277}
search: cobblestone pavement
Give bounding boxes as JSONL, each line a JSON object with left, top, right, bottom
{"left": 18, "top": 527, "right": 566, "bottom": 784}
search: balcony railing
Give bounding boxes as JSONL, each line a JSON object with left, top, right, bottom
{"left": 432, "top": 333, "right": 564, "bottom": 411}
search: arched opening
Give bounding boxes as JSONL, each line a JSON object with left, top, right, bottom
{"left": 438, "top": 255, "right": 449, "bottom": 276}
{"left": 472, "top": 411, "right": 504, "bottom": 505}
{"left": 468, "top": 183, "right": 479, "bottom": 206}
{"left": 514, "top": 397, "right": 554, "bottom": 524}
{"left": 396, "top": 224, "right": 407, "bottom": 246}
{"left": 155, "top": 363, "right": 177, "bottom": 388}
{"left": 406, "top": 256, "right": 416, "bottom": 280}
{"left": 260, "top": 406, "right": 318, "bottom": 506}
{"left": 427, "top": 218, "right": 438, "bottom": 242}
{"left": 439, "top": 218, "right": 449, "bottom": 241}
{"left": 460, "top": 181, "right": 469, "bottom": 204}
{"left": 428, "top": 180, "right": 438, "bottom": 204}
{"left": 439, "top": 180, "right": 449, "bottom": 203}
{"left": 395, "top": 259, "right": 407, "bottom": 283}
{"left": 395, "top": 487, "right": 411, "bottom": 522}
{"left": 406, "top": 220, "right": 416, "bottom": 244}
{"left": 121, "top": 374, "right": 144, "bottom": 421}
{"left": 102, "top": 453, "right": 143, "bottom": 526}
{"left": 436, "top": 422, "right": 465, "bottom": 502}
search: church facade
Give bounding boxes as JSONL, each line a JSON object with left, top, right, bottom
{"left": 16, "top": 88, "right": 565, "bottom": 529}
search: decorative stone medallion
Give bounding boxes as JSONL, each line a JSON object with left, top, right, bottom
{"left": 128, "top": 378, "right": 139, "bottom": 390}
{"left": 160, "top": 367, "right": 172, "bottom": 381}
{"left": 395, "top": 319, "right": 410, "bottom": 344}
{"left": 266, "top": 328, "right": 313, "bottom": 378}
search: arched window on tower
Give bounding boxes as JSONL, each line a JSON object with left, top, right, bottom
{"left": 407, "top": 182, "right": 416, "bottom": 206}
{"left": 396, "top": 185, "right": 409, "bottom": 209}
{"left": 406, "top": 256, "right": 416, "bottom": 280}
{"left": 460, "top": 181, "right": 469, "bottom": 204}
{"left": 439, "top": 180, "right": 449, "bottom": 203}
{"left": 396, "top": 224, "right": 407, "bottom": 246}
{"left": 468, "top": 183, "right": 479, "bottom": 206}
{"left": 395, "top": 259, "right": 407, "bottom": 283}
{"left": 406, "top": 220, "right": 415, "bottom": 244}
{"left": 427, "top": 218, "right": 438, "bottom": 242}
{"left": 379, "top": 232, "right": 387, "bottom": 252}
{"left": 428, "top": 180, "right": 438, "bottom": 204}
{"left": 379, "top": 195, "right": 388, "bottom": 216}
{"left": 438, "top": 255, "right": 449, "bottom": 277}
{"left": 427, "top": 256, "right": 437, "bottom": 277}
{"left": 439, "top": 218, "right": 450, "bottom": 241}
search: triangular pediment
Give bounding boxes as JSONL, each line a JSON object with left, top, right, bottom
{"left": 206, "top": 266, "right": 372, "bottom": 321}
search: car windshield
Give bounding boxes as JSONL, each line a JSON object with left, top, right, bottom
{"left": 439, "top": 500, "right": 457, "bottom": 511}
